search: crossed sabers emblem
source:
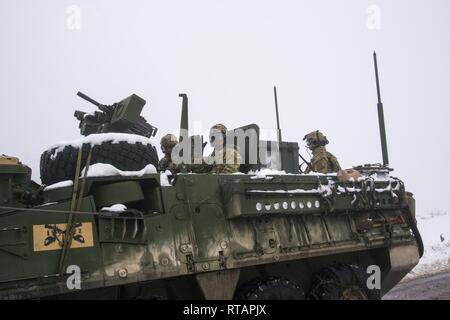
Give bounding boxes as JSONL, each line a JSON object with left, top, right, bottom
{"left": 44, "top": 223, "right": 85, "bottom": 247}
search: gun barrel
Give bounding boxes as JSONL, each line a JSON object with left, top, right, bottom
{"left": 77, "top": 91, "right": 101, "bottom": 107}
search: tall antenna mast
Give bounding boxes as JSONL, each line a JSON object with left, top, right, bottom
{"left": 273, "top": 86, "right": 284, "bottom": 169}
{"left": 273, "top": 86, "right": 282, "bottom": 144}
{"left": 373, "top": 52, "right": 389, "bottom": 167}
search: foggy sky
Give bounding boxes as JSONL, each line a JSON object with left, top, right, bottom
{"left": 0, "top": 0, "right": 449, "bottom": 217}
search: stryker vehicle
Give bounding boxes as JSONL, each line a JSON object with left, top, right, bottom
{"left": 0, "top": 53, "right": 423, "bottom": 300}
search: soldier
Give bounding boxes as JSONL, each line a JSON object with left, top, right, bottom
{"left": 303, "top": 130, "right": 341, "bottom": 174}
{"left": 158, "top": 134, "right": 179, "bottom": 173}
{"left": 194, "top": 124, "right": 241, "bottom": 174}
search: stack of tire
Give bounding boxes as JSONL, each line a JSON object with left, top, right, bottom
{"left": 40, "top": 134, "right": 159, "bottom": 185}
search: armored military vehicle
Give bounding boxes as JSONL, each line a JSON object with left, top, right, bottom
{"left": 0, "top": 53, "right": 423, "bottom": 299}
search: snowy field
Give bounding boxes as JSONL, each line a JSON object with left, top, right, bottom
{"left": 406, "top": 211, "right": 450, "bottom": 279}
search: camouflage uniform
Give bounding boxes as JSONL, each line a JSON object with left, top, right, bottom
{"left": 305, "top": 146, "right": 341, "bottom": 174}
{"left": 303, "top": 130, "right": 341, "bottom": 174}
{"left": 158, "top": 134, "right": 179, "bottom": 173}
{"left": 159, "top": 156, "right": 179, "bottom": 172}
{"left": 192, "top": 124, "right": 241, "bottom": 174}
{"left": 204, "top": 144, "right": 241, "bottom": 174}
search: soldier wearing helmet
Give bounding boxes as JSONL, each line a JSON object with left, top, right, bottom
{"left": 303, "top": 130, "right": 341, "bottom": 174}
{"left": 193, "top": 123, "right": 241, "bottom": 174}
{"left": 158, "top": 133, "right": 179, "bottom": 173}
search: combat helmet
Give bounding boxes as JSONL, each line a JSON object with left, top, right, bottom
{"left": 210, "top": 123, "right": 227, "bottom": 135}
{"left": 303, "top": 130, "right": 329, "bottom": 147}
{"left": 160, "top": 134, "right": 178, "bottom": 153}
{"left": 209, "top": 123, "right": 227, "bottom": 144}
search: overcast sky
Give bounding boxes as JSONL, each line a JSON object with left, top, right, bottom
{"left": 0, "top": 0, "right": 449, "bottom": 216}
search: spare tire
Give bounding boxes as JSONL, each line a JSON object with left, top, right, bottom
{"left": 40, "top": 134, "right": 159, "bottom": 185}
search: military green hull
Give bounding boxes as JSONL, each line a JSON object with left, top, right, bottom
{"left": 0, "top": 161, "right": 421, "bottom": 299}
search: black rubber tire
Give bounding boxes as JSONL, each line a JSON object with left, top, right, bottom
{"left": 235, "top": 276, "right": 305, "bottom": 300}
{"left": 40, "top": 138, "right": 159, "bottom": 185}
{"left": 309, "top": 263, "right": 381, "bottom": 300}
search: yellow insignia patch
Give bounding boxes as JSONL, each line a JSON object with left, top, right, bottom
{"left": 33, "top": 222, "right": 94, "bottom": 252}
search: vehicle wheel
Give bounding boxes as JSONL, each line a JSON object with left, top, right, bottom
{"left": 235, "top": 276, "right": 305, "bottom": 300}
{"left": 309, "top": 263, "right": 380, "bottom": 300}
{"left": 40, "top": 134, "right": 159, "bottom": 185}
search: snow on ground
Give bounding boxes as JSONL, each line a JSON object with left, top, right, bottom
{"left": 80, "top": 163, "right": 156, "bottom": 177}
{"left": 406, "top": 211, "right": 450, "bottom": 279}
